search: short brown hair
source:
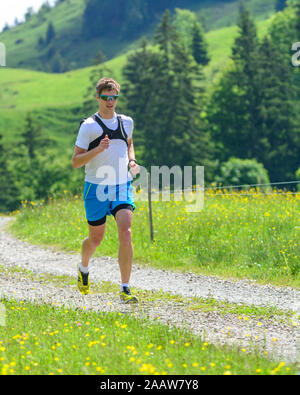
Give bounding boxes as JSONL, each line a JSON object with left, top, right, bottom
{"left": 96, "top": 77, "right": 120, "bottom": 95}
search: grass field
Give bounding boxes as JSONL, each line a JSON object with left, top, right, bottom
{"left": 2, "top": 176, "right": 299, "bottom": 377}
{"left": 7, "top": 186, "right": 300, "bottom": 288}
{"left": 0, "top": 298, "right": 296, "bottom": 375}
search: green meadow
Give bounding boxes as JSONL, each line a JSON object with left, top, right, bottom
{"left": 7, "top": 186, "right": 300, "bottom": 288}
{"left": 0, "top": 298, "right": 296, "bottom": 375}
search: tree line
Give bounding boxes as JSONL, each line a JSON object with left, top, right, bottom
{"left": 82, "top": 0, "right": 234, "bottom": 41}
{"left": 0, "top": 114, "right": 83, "bottom": 213}
{"left": 121, "top": 3, "right": 300, "bottom": 185}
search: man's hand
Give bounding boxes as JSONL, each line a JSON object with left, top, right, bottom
{"left": 72, "top": 135, "right": 110, "bottom": 168}
{"left": 129, "top": 161, "right": 140, "bottom": 177}
{"left": 96, "top": 134, "right": 110, "bottom": 153}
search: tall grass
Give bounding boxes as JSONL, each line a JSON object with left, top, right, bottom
{"left": 8, "top": 187, "right": 300, "bottom": 287}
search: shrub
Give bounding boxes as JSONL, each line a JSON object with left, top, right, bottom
{"left": 215, "top": 157, "right": 271, "bottom": 191}
{"left": 296, "top": 167, "right": 300, "bottom": 192}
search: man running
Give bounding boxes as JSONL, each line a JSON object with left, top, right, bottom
{"left": 72, "top": 77, "right": 140, "bottom": 303}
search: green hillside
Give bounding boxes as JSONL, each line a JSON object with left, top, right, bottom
{"left": 0, "top": 16, "right": 273, "bottom": 151}
{"left": 0, "top": 18, "right": 273, "bottom": 111}
{"left": 0, "top": 0, "right": 277, "bottom": 72}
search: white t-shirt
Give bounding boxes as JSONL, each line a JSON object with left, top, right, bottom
{"left": 75, "top": 112, "right": 134, "bottom": 185}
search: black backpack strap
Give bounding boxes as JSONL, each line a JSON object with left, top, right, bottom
{"left": 92, "top": 114, "right": 109, "bottom": 133}
{"left": 80, "top": 114, "right": 96, "bottom": 126}
{"left": 92, "top": 113, "right": 128, "bottom": 147}
{"left": 79, "top": 118, "right": 87, "bottom": 126}
{"left": 82, "top": 114, "right": 128, "bottom": 151}
{"left": 117, "top": 115, "right": 128, "bottom": 141}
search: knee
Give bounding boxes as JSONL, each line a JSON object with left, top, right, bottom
{"left": 88, "top": 236, "right": 103, "bottom": 247}
{"left": 119, "top": 228, "right": 132, "bottom": 245}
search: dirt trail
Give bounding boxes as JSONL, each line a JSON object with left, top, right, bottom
{"left": 0, "top": 215, "right": 299, "bottom": 363}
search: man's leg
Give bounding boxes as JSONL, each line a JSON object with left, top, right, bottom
{"left": 81, "top": 221, "right": 106, "bottom": 267}
{"left": 114, "top": 208, "right": 134, "bottom": 284}
{"left": 78, "top": 220, "right": 106, "bottom": 295}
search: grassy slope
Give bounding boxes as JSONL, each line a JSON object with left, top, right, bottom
{"left": 0, "top": 16, "right": 273, "bottom": 148}
{"left": 195, "top": 0, "right": 276, "bottom": 30}
{"left": 0, "top": 0, "right": 276, "bottom": 70}
{"left": 0, "top": 0, "right": 277, "bottom": 149}
{"left": 0, "top": 16, "right": 274, "bottom": 111}
{"left": 0, "top": 0, "right": 86, "bottom": 70}
{"left": 0, "top": 51, "right": 130, "bottom": 151}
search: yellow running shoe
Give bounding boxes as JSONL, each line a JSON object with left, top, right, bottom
{"left": 120, "top": 286, "right": 139, "bottom": 304}
{"left": 77, "top": 267, "right": 90, "bottom": 295}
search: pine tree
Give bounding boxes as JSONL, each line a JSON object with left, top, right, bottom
{"left": 21, "top": 114, "right": 47, "bottom": 160}
{"left": 208, "top": 6, "right": 300, "bottom": 182}
{"left": 123, "top": 37, "right": 161, "bottom": 131}
{"left": 256, "top": 36, "right": 300, "bottom": 181}
{"left": 2, "top": 23, "right": 10, "bottom": 32}
{"left": 25, "top": 7, "right": 34, "bottom": 21}
{"left": 38, "top": 36, "right": 45, "bottom": 48}
{"left": 190, "top": 22, "right": 210, "bottom": 66}
{"left": 153, "top": 9, "right": 177, "bottom": 67}
{"left": 0, "top": 134, "right": 20, "bottom": 212}
{"left": 122, "top": 37, "right": 170, "bottom": 167}
{"left": 295, "top": 0, "right": 300, "bottom": 35}
{"left": 123, "top": 16, "right": 215, "bottom": 177}
{"left": 166, "top": 31, "right": 205, "bottom": 167}
{"left": 229, "top": 4, "right": 260, "bottom": 158}
{"left": 174, "top": 44, "right": 216, "bottom": 180}
{"left": 51, "top": 51, "right": 64, "bottom": 73}
{"left": 232, "top": 4, "right": 258, "bottom": 64}
{"left": 46, "top": 22, "right": 55, "bottom": 45}
{"left": 207, "top": 5, "right": 261, "bottom": 161}
{"left": 292, "top": 1, "right": 300, "bottom": 102}
{"left": 92, "top": 48, "right": 106, "bottom": 66}
{"left": 150, "top": 10, "right": 179, "bottom": 167}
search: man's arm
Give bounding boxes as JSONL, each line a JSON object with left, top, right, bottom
{"left": 127, "top": 137, "right": 140, "bottom": 177}
{"left": 72, "top": 146, "right": 93, "bottom": 168}
{"left": 72, "top": 135, "right": 110, "bottom": 168}
{"left": 127, "top": 137, "right": 135, "bottom": 162}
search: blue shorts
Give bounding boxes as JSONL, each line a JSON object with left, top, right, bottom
{"left": 83, "top": 181, "right": 135, "bottom": 226}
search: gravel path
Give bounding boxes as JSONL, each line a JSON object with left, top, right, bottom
{"left": 0, "top": 215, "right": 299, "bottom": 363}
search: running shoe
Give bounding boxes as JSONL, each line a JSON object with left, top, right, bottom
{"left": 77, "top": 267, "right": 90, "bottom": 295}
{"left": 119, "top": 286, "right": 139, "bottom": 304}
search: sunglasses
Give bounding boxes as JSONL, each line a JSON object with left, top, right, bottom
{"left": 98, "top": 94, "right": 119, "bottom": 101}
